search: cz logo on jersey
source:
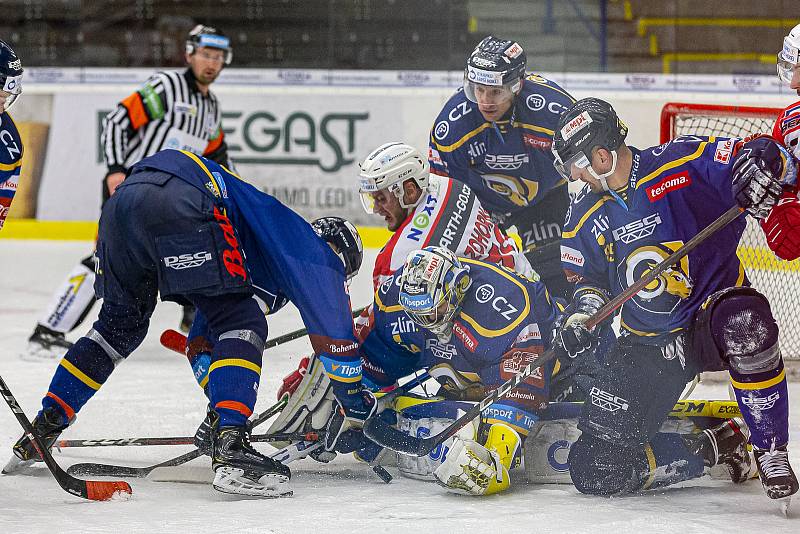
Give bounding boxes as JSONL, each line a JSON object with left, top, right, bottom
{"left": 611, "top": 213, "right": 662, "bottom": 244}
{"left": 163, "top": 251, "right": 212, "bottom": 270}
{"left": 485, "top": 154, "right": 529, "bottom": 171}
{"left": 590, "top": 387, "right": 630, "bottom": 412}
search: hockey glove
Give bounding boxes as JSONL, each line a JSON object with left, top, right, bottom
{"left": 277, "top": 356, "right": 310, "bottom": 400}
{"left": 731, "top": 137, "right": 796, "bottom": 219}
{"left": 323, "top": 389, "right": 377, "bottom": 452}
{"left": 762, "top": 188, "right": 800, "bottom": 261}
{"left": 551, "top": 287, "right": 607, "bottom": 360}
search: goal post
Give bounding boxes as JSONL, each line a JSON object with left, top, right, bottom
{"left": 660, "top": 102, "right": 800, "bottom": 362}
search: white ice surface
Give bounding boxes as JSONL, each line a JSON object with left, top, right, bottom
{"left": 0, "top": 240, "right": 798, "bottom": 533}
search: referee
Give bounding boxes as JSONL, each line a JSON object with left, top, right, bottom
{"left": 23, "top": 25, "right": 234, "bottom": 360}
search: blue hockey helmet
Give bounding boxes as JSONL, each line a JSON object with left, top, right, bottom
{"left": 463, "top": 36, "right": 527, "bottom": 104}
{"left": 0, "top": 40, "right": 23, "bottom": 112}
{"left": 186, "top": 24, "right": 233, "bottom": 65}
{"left": 311, "top": 216, "right": 363, "bottom": 281}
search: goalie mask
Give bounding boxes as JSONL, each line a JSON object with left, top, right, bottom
{"left": 463, "top": 36, "right": 526, "bottom": 106}
{"left": 311, "top": 217, "right": 363, "bottom": 281}
{"left": 0, "top": 40, "right": 23, "bottom": 112}
{"left": 551, "top": 97, "right": 628, "bottom": 191}
{"left": 358, "top": 142, "right": 430, "bottom": 212}
{"left": 399, "top": 247, "right": 471, "bottom": 340}
{"left": 777, "top": 23, "right": 800, "bottom": 85}
{"left": 186, "top": 24, "right": 233, "bottom": 65}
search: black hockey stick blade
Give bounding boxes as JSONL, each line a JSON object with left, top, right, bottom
{"left": 67, "top": 448, "right": 204, "bottom": 478}
{"left": 65, "top": 396, "right": 291, "bottom": 478}
{"left": 0, "top": 374, "right": 131, "bottom": 501}
{"left": 365, "top": 206, "right": 745, "bottom": 456}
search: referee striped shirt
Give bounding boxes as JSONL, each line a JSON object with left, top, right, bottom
{"left": 101, "top": 68, "right": 230, "bottom": 174}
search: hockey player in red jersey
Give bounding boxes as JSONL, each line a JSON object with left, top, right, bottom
{"left": 754, "top": 23, "right": 800, "bottom": 261}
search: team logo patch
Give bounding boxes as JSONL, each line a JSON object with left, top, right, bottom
{"left": 475, "top": 283, "right": 495, "bottom": 303}
{"left": 434, "top": 121, "right": 449, "bottom": 140}
{"left": 526, "top": 94, "right": 546, "bottom": 111}
{"left": 645, "top": 171, "right": 692, "bottom": 202}
{"left": 425, "top": 338, "right": 457, "bottom": 360}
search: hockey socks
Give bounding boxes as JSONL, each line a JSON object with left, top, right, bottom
{"left": 40, "top": 335, "right": 117, "bottom": 423}
{"left": 207, "top": 335, "right": 263, "bottom": 427}
{"left": 730, "top": 361, "right": 789, "bottom": 450}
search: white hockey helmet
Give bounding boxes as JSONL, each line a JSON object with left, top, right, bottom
{"left": 398, "top": 247, "right": 471, "bottom": 340}
{"left": 357, "top": 142, "right": 430, "bottom": 213}
{"left": 777, "top": 23, "right": 800, "bottom": 85}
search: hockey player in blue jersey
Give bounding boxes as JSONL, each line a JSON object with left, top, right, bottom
{"left": 7, "top": 149, "right": 368, "bottom": 498}
{"left": 0, "top": 40, "right": 23, "bottom": 232}
{"left": 380, "top": 247, "right": 562, "bottom": 494}
{"left": 551, "top": 97, "right": 797, "bottom": 506}
{"left": 429, "top": 36, "right": 576, "bottom": 299}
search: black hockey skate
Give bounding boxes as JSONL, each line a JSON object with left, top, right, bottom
{"left": 4, "top": 406, "right": 71, "bottom": 473}
{"left": 753, "top": 445, "right": 798, "bottom": 503}
{"left": 194, "top": 405, "right": 219, "bottom": 455}
{"left": 22, "top": 324, "right": 73, "bottom": 361}
{"left": 700, "top": 418, "right": 751, "bottom": 483}
{"left": 212, "top": 426, "right": 292, "bottom": 497}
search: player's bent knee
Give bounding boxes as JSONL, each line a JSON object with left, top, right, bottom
{"left": 703, "top": 287, "right": 781, "bottom": 374}
{"left": 568, "top": 435, "right": 632, "bottom": 495}
{"left": 193, "top": 293, "right": 268, "bottom": 349}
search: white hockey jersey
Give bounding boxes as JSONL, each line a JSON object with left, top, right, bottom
{"left": 372, "top": 174, "right": 533, "bottom": 288}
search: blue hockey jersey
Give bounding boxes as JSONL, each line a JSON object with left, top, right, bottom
{"left": 560, "top": 136, "right": 748, "bottom": 342}
{"left": 0, "top": 112, "right": 23, "bottom": 230}
{"left": 428, "top": 75, "right": 575, "bottom": 216}
{"left": 358, "top": 258, "right": 561, "bottom": 435}
{"left": 131, "top": 149, "right": 362, "bottom": 394}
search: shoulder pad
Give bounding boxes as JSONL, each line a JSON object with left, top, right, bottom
{"left": 458, "top": 262, "right": 530, "bottom": 336}
{"left": 430, "top": 90, "right": 484, "bottom": 150}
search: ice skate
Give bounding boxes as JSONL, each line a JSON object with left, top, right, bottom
{"left": 753, "top": 445, "right": 798, "bottom": 515}
{"left": 20, "top": 325, "right": 73, "bottom": 361}
{"left": 212, "top": 426, "right": 292, "bottom": 497}
{"left": 4, "top": 407, "right": 70, "bottom": 474}
{"left": 702, "top": 418, "right": 751, "bottom": 484}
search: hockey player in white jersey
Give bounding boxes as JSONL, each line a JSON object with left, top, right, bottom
{"left": 357, "top": 141, "right": 533, "bottom": 288}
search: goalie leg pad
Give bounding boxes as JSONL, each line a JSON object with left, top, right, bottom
{"left": 266, "top": 355, "right": 335, "bottom": 445}
{"left": 524, "top": 419, "right": 579, "bottom": 484}
{"left": 395, "top": 400, "right": 476, "bottom": 481}
{"left": 433, "top": 437, "right": 510, "bottom": 496}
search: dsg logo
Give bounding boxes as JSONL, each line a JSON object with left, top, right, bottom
{"left": 485, "top": 153, "right": 529, "bottom": 170}
{"left": 611, "top": 213, "right": 662, "bottom": 244}
{"left": 163, "top": 251, "right": 212, "bottom": 270}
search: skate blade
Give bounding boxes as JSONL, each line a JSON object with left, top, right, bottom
{"left": 777, "top": 495, "right": 791, "bottom": 517}
{"left": 2, "top": 455, "right": 35, "bottom": 475}
{"left": 212, "top": 467, "right": 292, "bottom": 498}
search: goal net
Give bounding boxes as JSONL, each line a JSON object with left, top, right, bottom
{"left": 661, "top": 102, "right": 800, "bottom": 361}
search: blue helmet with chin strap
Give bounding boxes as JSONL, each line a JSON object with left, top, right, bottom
{"left": 0, "top": 40, "right": 23, "bottom": 112}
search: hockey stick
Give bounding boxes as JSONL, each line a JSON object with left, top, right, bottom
{"left": 0, "top": 374, "right": 132, "bottom": 501}
{"left": 160, "top": 305, "right": 370, "bottom": 355}
{"left": 54, "top": 431, "right": 320, "bottom": 449}
{"left": 364, "top": 205, "right": 745, "bottom": 456}
{"left": 66, "top": 394, "right": 289, "bottom": 478}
